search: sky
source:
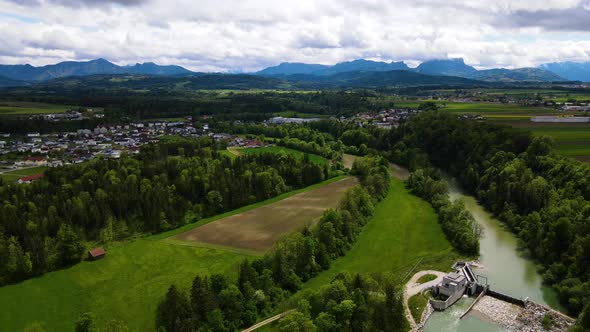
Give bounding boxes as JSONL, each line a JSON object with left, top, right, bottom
{"left": 1, "top": 0, "right": 590, "bottom": 72}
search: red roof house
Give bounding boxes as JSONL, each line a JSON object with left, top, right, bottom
{"left": 17, "top": 173, "right": 45, "bottom": 184}
{"left": 88, "top": 247, "right": 106, "bottom": 260}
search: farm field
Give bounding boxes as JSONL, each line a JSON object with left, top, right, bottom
{"left": 233, "top": 146, "right": 329, "bottom": 166}
{"left": 520, "top": 125, "right": 590, "bottom": 162}
{"left": 0, "top": 101, "right": 76, "bottom": 116}
{"left": 0, "top": 176, "right": 350, "bottom": 331}
{"left": 174, "top": 177, "right": 359, "bottom": 252}
{"left": 299, "top": 178, "right": 460, "bottom": 292}
{"left": 0, "top": 166, "right": 47, "bottom": 182}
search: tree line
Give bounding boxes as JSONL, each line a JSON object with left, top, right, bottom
{"left": 406, "top": 168, "right": 480, "bottom": 255}
{"left": 155, "top": 156, "right": 393, "bottom": 332}
{"left": 0, "top": 136, "right": 330, "bottom": 285}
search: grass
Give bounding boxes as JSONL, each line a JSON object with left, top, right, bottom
{"left": 409, "top": 292, "right": 430, "bottom": 323}
{"left": 0, "top": 166, "right": 47, "bottom": 182}
{"left": 416, "top": 274, "right": 438, "bottom": 284}
{"left": 0, "top": 240, "right": 248, "bottom": 332}
{"left": 299, "top": 178, "right": 459, "bottom": 291}
{"left": 0, "top": 101, "right": 76, "bottom": 116}
{"left": 236, "top": 146, "right": 329, "bottom": 166}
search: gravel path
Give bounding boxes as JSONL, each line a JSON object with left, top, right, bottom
{"left": 403, "top": 270, "right": 446, "bottom": 330}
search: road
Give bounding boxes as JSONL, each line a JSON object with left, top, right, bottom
{"left": 403, "top": 270, "right": 446, "bottom": 330}
{"left": 241, "top": 310, "right": 294, "bottom": 332}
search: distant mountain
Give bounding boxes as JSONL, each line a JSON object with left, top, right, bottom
{"left": 471, "top": 68, "right": 564, "bottom": 82}
{"left": 282, "top": 70, "right": 488, "bottom": 88}
{"left": 257, "top": 62, "right": 330, "bottom": 76}
{"left": 540, "top": 62, "right": 590, "bottom": 82}
{"left": 416, "top": 58, "right": 478, "bottom": 77}
{"left": 257, "top": 59, "right": 409, "bottom": 76}
{"left": 124, "top": 62, "right": 194, "bottom": 76}
{"left": 0, "top": 59, "right": 193, "bottom": 82}
{"left": 0, "top": 75, "right": 28, "bottom": 87}
{"left": 315, "top": 59, "right": 409, "bottom": 76}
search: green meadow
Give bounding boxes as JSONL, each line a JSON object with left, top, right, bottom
{"left": 0, "top": 240, "right": 248, "bottom": 332}
{"left": 0, "top": 166, "right": 47, "bottom": 182}
{"left": 0, "top": 101, "right": 76, "bottom": 116}
{"left": 299, "top": 178, "right": 459, "bottom": 292}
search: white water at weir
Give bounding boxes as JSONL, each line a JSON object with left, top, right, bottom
{"left": 422, "top": 179, "right": 564, "bottom": 331}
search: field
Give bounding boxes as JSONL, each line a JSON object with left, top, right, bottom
{"left": 174, "top": 177, "right": 359, "bottom": 252}
{"left": 0, "top": 176, "right": 352, "bottom": 331}
{"left": 0, "top": 166, "right": 47, "bottom": 182}
{"left": 299, "top": 178, "right": 459, "bottom": 291}
{"left": 233, "top": 146, "right": 329, "bottom": 166}
{"left": 0, "top": 101, "right": 76, "bottom": 117}
{"left": 0, "top": 240, "right": 248, "bottom": 332}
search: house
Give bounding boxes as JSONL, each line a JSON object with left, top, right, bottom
{"left": 24, "top": 156, "right": 48, "bottom": 166}
{"left": 88, "top": 247, "right": 106, "bottom": 260}
{"left": 17, "top": 173, "right": 45, "bottom": 184}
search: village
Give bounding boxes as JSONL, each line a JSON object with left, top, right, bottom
{"left": 0, "top": 116, "right": 286, "bottom": 184}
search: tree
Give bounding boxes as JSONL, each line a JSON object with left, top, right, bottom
{"left": 156, "top": 285, "right": 191, "bottom": 332}
{"left": 191, "top": 275, "right": 216, "bottom": 325}
{"left": 57, "top": 224, "right": 84, "bottom": 265}
{"left": 75, "top": 312, "right": 94, "bottom": 332}
{"left": 278, "top": 311, "right": 316, "bottom": 332}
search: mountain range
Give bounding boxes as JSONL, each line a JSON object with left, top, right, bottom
{"left": 258, "top": 58, "right": 566, "bottom": 82}
{"left": 1, "top": 57, "right": 590, "bottom": 89}
{"left": 0, "top": 58, "right": 192, "bottom": 83}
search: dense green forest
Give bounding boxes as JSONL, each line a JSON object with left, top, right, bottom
{"left": 0, "top": 136, "right": 330, "bottom": 285}
{"left": 155, "top": 156, "right": 398, "bottom": 332}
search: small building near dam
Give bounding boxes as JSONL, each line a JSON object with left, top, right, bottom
{"left": 430, "top": 262, "right": 480, "bottom": 311}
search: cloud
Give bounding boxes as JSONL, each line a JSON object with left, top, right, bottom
{"left": 0, "top": 0, "right": 590, "bottom": 71}
{"left": 4, "top": 0, "right": 148, "bottom": 7}
{"left": 499, "top": 6, "right": 590, "bottom": 31}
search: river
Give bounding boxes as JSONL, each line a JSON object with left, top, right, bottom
{"left": 422, "top": 179, "right": 564, "bottom": 331}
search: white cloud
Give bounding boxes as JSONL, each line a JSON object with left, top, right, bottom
{"left": 0, "top": 0, "right": 589, "bottom": 71}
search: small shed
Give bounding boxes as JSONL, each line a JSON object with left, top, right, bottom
{"left": 88, "top": 247, "right": 106, "bottom": 260}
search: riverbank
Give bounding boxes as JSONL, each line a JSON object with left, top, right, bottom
{"left": 473, "top": 296, "right": 574, "bottom": 332}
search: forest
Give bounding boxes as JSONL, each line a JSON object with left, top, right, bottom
{"left": 154, "top": 156, "right": 398, "bottom": 332}
{"left": 0, "top": 136, "right": 330, "bottom": 285}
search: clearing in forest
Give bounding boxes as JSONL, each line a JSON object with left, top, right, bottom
{"left": 174, "top": 177, "right": 359, "bottom": 251}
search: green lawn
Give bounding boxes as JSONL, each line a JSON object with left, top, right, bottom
{"left": 416, "top": 274, "right": 438, "bottom": 284}
{"left": 0, "top": 240, "right": 248, "bottom": 332}
{"left": 237, "top": 146, "right": 328, "bottom": 166}
{"left": 299, "top": 178, "right": 458, "bottom": 291}
{"left": 0, "top": 101, "right": 76, "bottom": 116}
{"left": 408, "top": 292, "right": 430, "bottom": 323}
{"left": 0, "top": 166, "right": 47, "bottom": 182}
